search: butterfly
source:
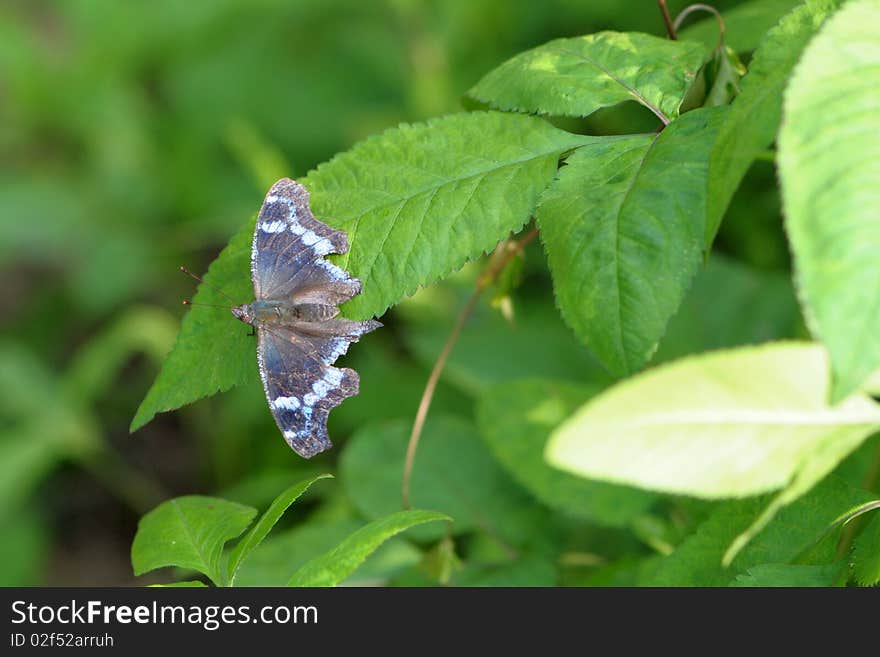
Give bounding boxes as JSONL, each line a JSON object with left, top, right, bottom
{"left": 231, "top": 178, "right": 381, "bottom": 458}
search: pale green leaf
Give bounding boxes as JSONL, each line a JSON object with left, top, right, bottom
{"left": 852, "top": 512, "right": 880, "bottom": 586}
{"left": 467, "top": 32, "right": 706, "bottom": 122}
{"left": 537, "top": 107, "right": 727, "bottom": 376}
{"left": 476, "top": 379, "right": 655, "bottom": 526}
{"left": 864, "top": 369, "right": 880, "bottom": 396}
{"left": 779, "top": 0, "right": 880, "bottom": 401}
{"left": 227, "top": 474, "right": 332, "bottom": 584}
{"left": 304, "top": 111, "right": 591, "bottom": 319}
{"left": 730, "top": 562, "right": 844, "bottom": 587}
{"left": 130, "top": 219, "right": 258, "bottom": 432}
{"left": 287, "top": 510, "right": 450, "bottom": 587}
{"left": 546, "top": 342, "right": 880, "bottom": 499}
{"left": 131, "top": 496, "right": 257, "bottom": 586}
{"left": 679, "top": 0, "right": 801, "bottom": 53}
{"left": 706, "top": 0, "right": 840, "bottom": 244}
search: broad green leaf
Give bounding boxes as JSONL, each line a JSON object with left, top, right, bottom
{"left": 852, "top": 512, "right": 880, "bottom": 586}
{"left": 730, "top": 562, "right": 844, "bottom": 587}
{"left": 706, "top": 0, "right": 840, "bottom": 244}
{"left": 779, "top": 0, "right": 880, "bottom": 401}
{"left": 648, "top": 476, "right": 872, "bottom": 586}
{"left": 340, "top": 415, "right": 547, "bottom": 546}
{"left": 132, "top": 496, "right": 257, "bottom": 586}
{"left": 235, "top": 517, "right": 421, "bottom": 587}
{"left": 655, "top": 254, "right": 802, "bottom": 363}
{"left": 130, "top": 220, "right": 257, "bottom": 432}
{"left": 226, "top": 474, "right": 332, "bottom": 584}
{"left": 287, "top": 510, "right": 450, "bottom": 587}
{"left": 546, "top": 342, "right": 880, "bottom": 499}
{"left": 537, "top": 107, "right": 727, "bottom": 376}
{"left": 467, "top": 32, "right": 706, "bottom": 123}
{"left": 304, "top": 111, "right": 591, "bottom": 319}
{"left": 679, "top": 0, "right": 801, "bottom": 53}
{"left": 477, "top": 379, "right": 655, "bottom": 526}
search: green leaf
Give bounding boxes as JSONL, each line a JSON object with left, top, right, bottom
{"left": 730, "top": 562, "right": 844, "bottom": 587}
{"left": 131, "top": 496, "right": 257, "bottom": 586}
{"left": 852, "top": 511, "right": 880, "bottom": 586}
{"left": 130, "top": 219, "right": 258, "bottom": 431}
{"left": 304, "top": 111, "right": 591, "bottom": 319}
{"left": 454, "top": 554, "right": 558, "bottom": 586}
{"left": 546, "top": 342, "right": 880, "bottom": 499}
{"left": 678, "top": 0, "right": 801, "bottom": 53}
{"left": 779, "top": 0, "right": 880, "bottom": 401}
{"left": 865, "top": 369, "right": 880, "bottom": 396}
{"left": 467, "top": 32, "right": 706, "bottom": 122}
{"left": 235, "top": 517, "right": 420, "bottom": 586}
{"left": 226, "top": 474, "right": 332, "bottom": 585}
{"left": 340, "top": 415, "right": 544, "bottom": 546}
{"left": 706, "top": 0, "right": 840, "bottom": 244}
{"left": 477, "top": 379, "right": 654, "bottom": 526}
{"left": 648, "top": 476, "right": 872, "bottom": 586}
{"left": 287, "top": 510, "right": 450, "bottom": 587}
{"left": 536, "top": 107, "right": 727, "bottom": 376}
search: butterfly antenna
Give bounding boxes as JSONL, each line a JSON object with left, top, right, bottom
{"left": 182, "top": 299, "right": 231, "bottom": 309}
{"left": 179, "top": 265, "right": 237, "bottom": 305}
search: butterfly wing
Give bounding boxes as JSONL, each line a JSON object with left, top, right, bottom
{"left": 257, "top": 325, "right": 363, "bottom": 458}
{"left": 251, "top": 178, "right": 351, "bottom": 301}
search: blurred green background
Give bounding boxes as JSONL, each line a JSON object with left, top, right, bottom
{"left": 0, "top": 0, "right": 783, "bottom": 586}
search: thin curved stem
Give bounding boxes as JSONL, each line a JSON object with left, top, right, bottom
{"left": 401, "top": 228, "right": 539, "bottom": 508}
{"left": 674, "top": 4, "right": 726, "bottom": 50}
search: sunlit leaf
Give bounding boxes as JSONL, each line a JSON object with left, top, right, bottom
{"left": 730, "top": 562, "right": 844, "bottom": 587}
{"left": 547, "top": 342, "right": 880, "bottom": 498}
{"left": 467, "top": 32, "right": 706, "bottom": 122}
{"left": 779, "top": 0, "right": 880, "bottom": 401}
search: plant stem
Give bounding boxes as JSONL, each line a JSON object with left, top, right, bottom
{"left": 673, "top": 4, "right": 726, "bottom": 50}
{"left": 401, "top": 228, "right": 539, "bottom": 509}
{"left": 658, "top": 1, "right": 678, "bottom": 39}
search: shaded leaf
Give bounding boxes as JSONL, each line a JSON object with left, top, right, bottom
{"left": 132, "top": 496, "right": 256, "bottom": 585}
{"left": 730, "top": 562, "right": 844, "bottom": 587}
{"left": 537, "top": 107, "right": 727, "bottom": 376}
{"left": 779, "top": 0, "right": 880, "bottom": 401}
{"left": 227, "top": 474, "right": 333, "bottom": 584}
{"left": 340, "top": 415, "right": 545, "bottom": 546}
{"left": 467, "top": 32, "right": 706, "bottom": 122}
{"left": 706, "top": 0, "right": 840, "bottom": 244}
{"left": 287, "top": 510, "right": 450, "bottom": 587}
{"left": 648, "top": 476, "right": 872, "bottom": 586}
{"left": 477, "top": 378, "right": 655, "bottom": 526}
{"left": 547, "top": 343, "right": 880, "bottom": 499}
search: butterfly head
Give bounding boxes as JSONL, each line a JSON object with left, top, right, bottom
{"left": 231, "top": 303, "right": 255, "bottom": 325}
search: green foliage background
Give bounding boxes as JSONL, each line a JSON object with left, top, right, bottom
{"left": 2, "top": 0, "right": 878, "bottom": 586}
